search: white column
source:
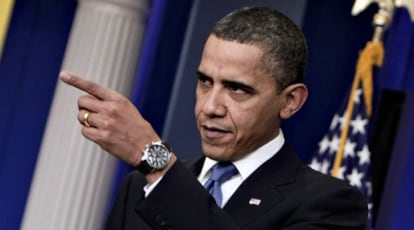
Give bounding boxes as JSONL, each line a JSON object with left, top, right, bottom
{"left": 21, "top": 0, "right": 149, "bottom": 229}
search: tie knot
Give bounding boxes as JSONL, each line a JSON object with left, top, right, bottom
{"left": 210, "top": 162, "right": 238, "bottom": 184}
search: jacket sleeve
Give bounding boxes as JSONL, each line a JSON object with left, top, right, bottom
{"left": 106, "top": 159, "right": 239, "bottom": 230}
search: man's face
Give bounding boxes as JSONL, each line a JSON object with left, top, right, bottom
{"left": 195, "top": 35, "right": 285, "bottom": 162}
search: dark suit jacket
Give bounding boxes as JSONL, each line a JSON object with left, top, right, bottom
{"left": 106, "top": 143, "right": 368, "bottom": 230}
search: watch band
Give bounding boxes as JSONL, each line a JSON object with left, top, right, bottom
{"left": 136, "top": 160, "right": 154, "bottom": 175}
{"left": 159, "top": 141, "right": 172, "bottom": 152}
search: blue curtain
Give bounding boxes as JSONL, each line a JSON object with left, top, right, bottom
{"left": 378, "top": 9, "right": 414, "bottom": 92}
{"left": 375, "top": 8, "right": 414, "bottom": 230}
{"left": 0, "top": 0, "right": 76, "bottom": 228}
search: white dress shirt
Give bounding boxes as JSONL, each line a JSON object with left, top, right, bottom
{"left": 197, "top": 130, "right": 285, "bottom": 207}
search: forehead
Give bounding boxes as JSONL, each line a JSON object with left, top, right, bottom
{"left": 198, "top": 35, "right": 264, "bottom": 81}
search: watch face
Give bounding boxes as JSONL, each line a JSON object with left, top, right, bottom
{"left": 146, "top": 144, "right": 170, "bottom": 169}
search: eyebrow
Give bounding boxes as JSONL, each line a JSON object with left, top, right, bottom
{"left": 196, "top": 70, "right": 210, "bottom": 80}
{"left": 223, "top": 79, "right": 257, "bottom": 94}
{"left": 196, "top": 70, "right": 257, "bottom": 94}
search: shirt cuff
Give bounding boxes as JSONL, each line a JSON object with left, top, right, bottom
{"left": 143, "top": 176, "right": 164, "bottom": 197}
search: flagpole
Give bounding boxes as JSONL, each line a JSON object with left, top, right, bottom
{"left": 332, "top": 0, "right": 414, "bottom": 177}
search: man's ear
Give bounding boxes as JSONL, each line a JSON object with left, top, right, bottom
{"left": 280, "top": 83, "right": 308, "bottom": 119}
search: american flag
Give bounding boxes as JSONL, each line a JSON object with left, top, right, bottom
{"left": 309, "top": 83, "right": 373, "bottom": 229}
{"left": 248, "top": 198, "right": 262, "bottom": 206}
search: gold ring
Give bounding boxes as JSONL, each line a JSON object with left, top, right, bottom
{"left": 83, "top": 111, "right": 91, "bottom": 127}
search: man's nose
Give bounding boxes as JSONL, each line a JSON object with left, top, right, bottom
{"left": 202, "top": 89, "right": 226, "bottom": 117}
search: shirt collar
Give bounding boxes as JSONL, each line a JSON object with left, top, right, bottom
{"left": 198, "top": 129, "right": 285, "bottom": 182}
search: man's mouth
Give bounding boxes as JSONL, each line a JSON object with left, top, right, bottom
{"left": 201, "top": 124, "right": 230, "bottom": 139}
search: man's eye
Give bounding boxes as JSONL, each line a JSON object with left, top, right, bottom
{"left": 197, "top": 74, "right": 212, "bottom": 87}
{"left": 199, "top": 78, "right": 209, "bottom": 86}
{"left": 228, "top": 85, "right": 245, "bottom": 93}
{"left": 199, "top": 77, "right": 208, "bottom": 84}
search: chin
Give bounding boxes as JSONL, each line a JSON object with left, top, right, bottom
{"left": 203, "top": 148, "right": 235, "bottom": 162}
{"left": 202, "top": 146, "right": 225, "bottom": 160}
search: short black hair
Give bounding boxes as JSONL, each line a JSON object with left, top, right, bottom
{"left": 211, "top": 6, "right": 308, "bottom": 92}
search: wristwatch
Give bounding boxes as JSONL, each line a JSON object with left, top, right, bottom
{"left": 136, "top": 140, "right": 172, "bottom": 175}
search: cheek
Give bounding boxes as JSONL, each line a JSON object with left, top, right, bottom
{"left": 230, "top": 107, "right": 257, "bottom": 137}
{"left": 194, "top": 102, "right": 199, "bottom": 117}
{"left": 232, "top": 103, "right": 279, "bottom": 139}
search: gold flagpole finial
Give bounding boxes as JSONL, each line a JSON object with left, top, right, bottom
{"left": 352, "top": 0, "right": 414, "bottom": 41}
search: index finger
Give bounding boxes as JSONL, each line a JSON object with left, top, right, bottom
{"left": 60, "top": 71, "right": 114, "bottom": 100}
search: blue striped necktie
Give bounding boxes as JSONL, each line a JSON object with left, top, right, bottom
{"left": 204, "top": 162, "right": 238, "bottom": 206}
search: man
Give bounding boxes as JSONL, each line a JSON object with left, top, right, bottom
{"left": 61, "top": 6, "right": 367, "bottom": 230}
